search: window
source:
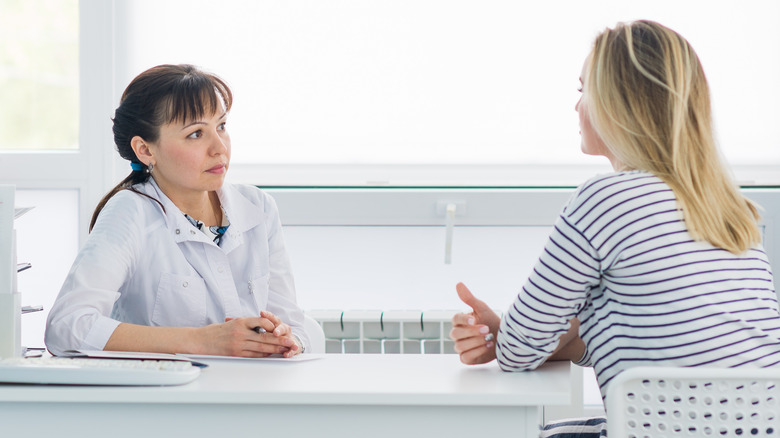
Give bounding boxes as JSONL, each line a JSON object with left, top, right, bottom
{"left": 1, "top": 0, "right": 109, "bottom": 350}
{"left": 113, "top": 0, "right": 780, "bottom": 186}
{"left": 0, "top": 0, "right": 78, "bottom": 151}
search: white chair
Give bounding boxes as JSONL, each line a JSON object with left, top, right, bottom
{"left": 606, "top": 366, "right": 780, "bottom": 437}
{"left": 303, "top": 313, "right": 326, "bottom": 354}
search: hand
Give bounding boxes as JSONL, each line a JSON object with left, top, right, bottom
{"left": 449, "top": 282, "right": 501, "bottom": 365}
{"left": 258, "top": 310, "right": 303, "bottom": 358}
{"left": 195, "top": 312, "right": 301, "bottom": 358}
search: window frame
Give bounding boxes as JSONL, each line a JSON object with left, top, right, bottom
{"left": 0, "top": 0, "right": 116, "bottom": 246}
{"left": 4, "top": 1, "right": 780, "bottom": 245}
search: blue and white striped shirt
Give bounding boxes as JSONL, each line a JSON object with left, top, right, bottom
{"left": 496, "top": 171, "right": 780, "bottom": 400}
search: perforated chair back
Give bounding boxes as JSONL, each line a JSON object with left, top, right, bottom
{"left": 606, "top": 366, "right": 780, "bottom": 437}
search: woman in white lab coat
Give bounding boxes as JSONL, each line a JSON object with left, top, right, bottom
{"left": 45, "top": 64, "right": 309, "bottom": 357}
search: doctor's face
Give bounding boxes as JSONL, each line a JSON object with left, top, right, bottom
{"left": 147, "top": 107, "right": 231, "bottom": 200}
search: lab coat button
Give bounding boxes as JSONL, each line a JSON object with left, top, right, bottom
{"left": 182, "top": 281, "right": 188, "bottom": 288}
{"left": 175, "top": 229, "right": 181, "bottom": 234}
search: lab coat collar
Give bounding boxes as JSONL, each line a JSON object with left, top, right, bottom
{"left": 140, "top": 179, "right": 212, "bottom": 246}
{"left": 138, "top": 179, "right": 262, "bottom": 253}
{"left": 215, "top": 183, "right": 264, "bottom": 253}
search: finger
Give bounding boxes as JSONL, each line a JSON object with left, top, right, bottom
{"left": 260, "top": 310, "right": 283, "bottom": 328}
{"left": 449, "top": 325, "right": 489, "bottom": 343}
{"left": 456, "top": 283, "right": 490, "bottom": 314}
{"left": 238, "top": 345, "right": 287, "bottom": 358}
{"left": 244, "top": 336, "right": 292, "bottom": 354}
{"left": 244, "top": 316, "right": 276, "bottom": 333}
{"left": 452, "top": 332, "right": 492, "bottom": 354}
{"left": 451, "top": 312, "right": 476, "bottom": 327}
{"left": 251, "top": 332, "right": 286, "bottom": 346}
{"left": 251, "top": 332, "right": 298, "bottom": 353}
{"left": 459, "top": 343, "right": 494, "bottom": 365}
{"left": 282, "top": 342, "right": 300, "bottom": 358}
{"left": 272, "top": 323, "right": 291, "bottom": 337}
{"left": 237, "top": 342, "right": 287, "bottom": 357}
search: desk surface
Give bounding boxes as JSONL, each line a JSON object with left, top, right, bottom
{"left": 0, "top": 354, "right": 571, "bottom": 407}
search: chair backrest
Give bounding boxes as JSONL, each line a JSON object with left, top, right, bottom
{"left": 303, "top": 313, "right": 326, "bottom": 354}
{"left": 606, "top": 366, "right": 780, "bottom": 437}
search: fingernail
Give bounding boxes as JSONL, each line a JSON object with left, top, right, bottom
{"left": 479, "top": 326, "right": 489, "bottom": 334}
{"left": 468, "top": 317, "right": 475, "bottom": 325}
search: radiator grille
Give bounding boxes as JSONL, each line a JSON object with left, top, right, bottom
{"left": 307, "top": 310, "right": 459, "bottom": 354}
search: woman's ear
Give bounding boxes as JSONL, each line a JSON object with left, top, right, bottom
{"left": 130, "top": 136, "right": 154, "bottom": 166}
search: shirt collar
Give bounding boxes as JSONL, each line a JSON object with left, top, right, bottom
{"left": 138, "top": 179, "right": 263, "bottom": 249}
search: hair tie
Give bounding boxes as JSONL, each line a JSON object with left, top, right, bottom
{"left": 130, "top": 162, "right": 144, "bottom": 171}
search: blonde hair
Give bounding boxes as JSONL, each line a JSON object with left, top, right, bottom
{"left": 584, "top": 20, "right": 760, "bottom": 254}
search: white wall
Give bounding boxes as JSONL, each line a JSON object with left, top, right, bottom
{"left": 15, "top": 190, "right": 79, "bottom": 351}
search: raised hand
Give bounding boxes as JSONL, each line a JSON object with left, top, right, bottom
{"left": 449, "top": 282, "right": 501, "bottom": 365}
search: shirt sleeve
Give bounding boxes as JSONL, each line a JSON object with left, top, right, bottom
{"left": 44, "top": 192, "right": 145, "bottom": 356}
{"left": 261, "top": 192, "right": 311, "bottom": 352}
{"left": 496, "top": 207, "right": 601, "bottom": 372}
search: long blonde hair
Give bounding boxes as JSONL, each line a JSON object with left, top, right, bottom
{"left": 584, "top": 20, "right": 760, "bottom": 254}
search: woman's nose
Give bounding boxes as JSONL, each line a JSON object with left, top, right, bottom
{"left": 210, "top": 135, "right": 228, "bottom": 155}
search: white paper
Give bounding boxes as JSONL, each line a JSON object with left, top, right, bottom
{"left": 62, "top": 349, "right": 193, "bottom": 362}
{"left": 14, "top": 207, "right": 34, "bottom": 220}
{"left": 179, "top": 353, "right": 324, "bottom": 363}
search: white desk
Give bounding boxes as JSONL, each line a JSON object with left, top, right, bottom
{"left": 0, "top": 355, "right": 572, "bottom": 438}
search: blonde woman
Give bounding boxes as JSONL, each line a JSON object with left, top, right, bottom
{"left": 450, "top": 20, "right": 780, "bottom": 437}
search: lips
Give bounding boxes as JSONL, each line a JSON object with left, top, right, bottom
{"left": 206, "top": 163, "right": 227, "bottom": 174}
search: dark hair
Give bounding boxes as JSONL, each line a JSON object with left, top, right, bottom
{"left": 90, "top": 64, "right": 233, "bottom": 231}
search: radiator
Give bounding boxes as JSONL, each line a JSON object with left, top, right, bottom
{"left": 306, "top": 310, "right": 461, "bottom": 354}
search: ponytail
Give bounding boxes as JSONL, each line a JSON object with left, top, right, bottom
{"left": 89, "top": 168, "right": 158, "bottom": 232}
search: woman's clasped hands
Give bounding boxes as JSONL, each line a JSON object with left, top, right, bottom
{"left": 200, "top": 310, "right": 302, "bottom": 358}
{"left": 449, "top": 282, "right": 501, "bottom": 365}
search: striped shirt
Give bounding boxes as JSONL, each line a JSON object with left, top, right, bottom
{"left": 496, "top": 171, "right": 780, "bottom": 401}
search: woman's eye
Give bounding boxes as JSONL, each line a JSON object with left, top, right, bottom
{"left": 218, "top": 122, "right": 227, "bottom": 131}
{"left": 187, "top": 130, "right": 202, "bottom": 139}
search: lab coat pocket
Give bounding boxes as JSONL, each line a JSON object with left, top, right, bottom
{"left": 152, "top": 273, "right": 208, "bottom": 327}
{"left": 248, "top": 273, "right": 270, "bottom": 312}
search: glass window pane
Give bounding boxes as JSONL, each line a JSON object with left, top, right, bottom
{"left": 0, "top": 0, "right": 79, "bottom": 151}
{"left": 117, "top": 0, "right": 780, "bottom": 167}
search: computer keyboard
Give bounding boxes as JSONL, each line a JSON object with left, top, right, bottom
{"left": 0, "top": 356, "right": 201, "bottom": 386}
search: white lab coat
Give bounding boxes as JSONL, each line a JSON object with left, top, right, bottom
{"left": 45, "top": 179, "right": 309, "bottom": 356}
